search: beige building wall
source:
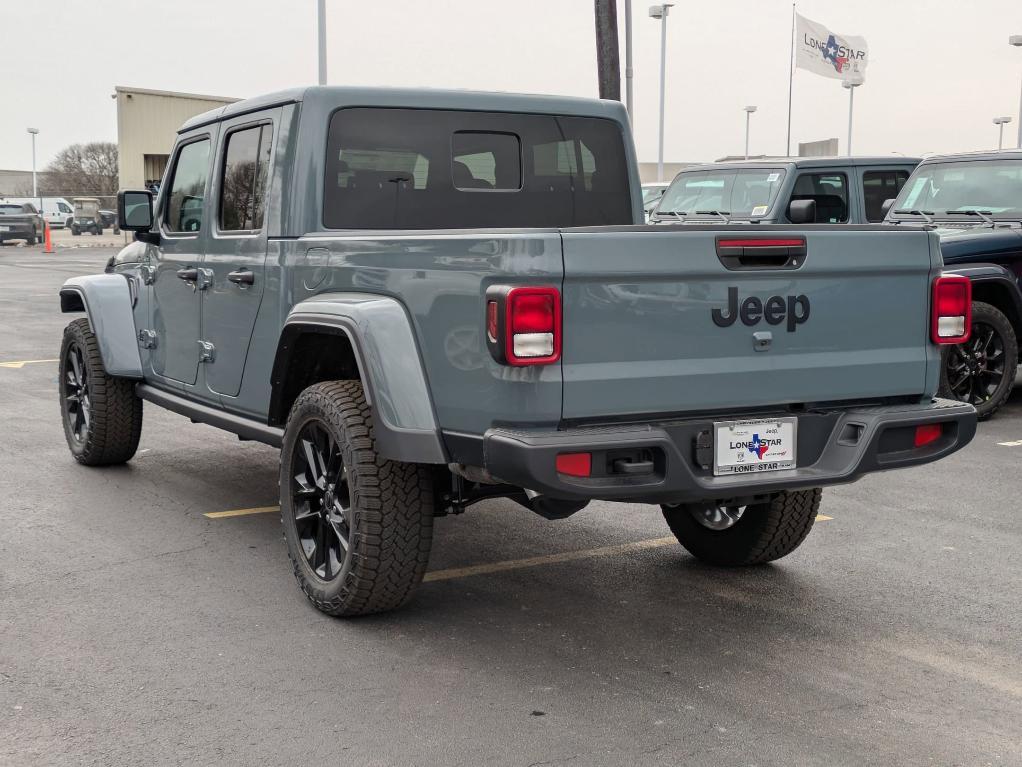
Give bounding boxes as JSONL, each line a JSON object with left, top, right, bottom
{"left": 115, "top": 86, "right": 239, "bottom": 190}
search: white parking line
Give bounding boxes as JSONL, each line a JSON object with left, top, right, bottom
{"left": 997, "top": 439, "right": 1022, "bottom": 447}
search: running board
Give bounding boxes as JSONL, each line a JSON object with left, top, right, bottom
{"left": 135, "top": 384, "right": 283, "bottom": 448}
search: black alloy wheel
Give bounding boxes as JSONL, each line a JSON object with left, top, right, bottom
{"left": 940, "top": 301, "right": 1017, "bottom": 420}
{"left": 945, "top": 323, "right": 1005, "bottom": 404}
{"left": 290, "top": 420, "right": 352, "bottom": 582}
{"left": 63, "top": 342, "right": 91, "bottom": 443}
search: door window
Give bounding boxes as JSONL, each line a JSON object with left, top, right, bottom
{"left": 219, "top": 124, "right": 273, "bottom": 231}
{"left": 164, "top": 138, "right": 211, "bottom": 233}
{"left": 791, "top": 172, "right": 848, "bottom": 223}
{"left": 862, "top": 170, "right": 910, "bottom": 222}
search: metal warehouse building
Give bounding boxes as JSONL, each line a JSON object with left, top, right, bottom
{"left": 115, "top": 86, "right": 238, "bottom": 190}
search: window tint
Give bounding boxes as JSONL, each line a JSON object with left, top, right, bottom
{"left": 220, "top": 124, "right": 273, "bottom": 231}
{"left": 323, "top": 108, "right": 630, "bottom": 229}
{"left": 791, "top": 172, "right": 848, "bottom": 223}
{"left": 862, "top": 170, "right": 909, "bottom": 222}
{"left": 452, "top": 131, "right": 521, "bottom": 190}
{"left": 165, "top": 138, "right": 210, "bottom": 233}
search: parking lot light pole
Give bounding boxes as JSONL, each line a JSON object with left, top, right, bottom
{"left": 27, "top": 128, "right": 39, "bottom": 198}
{"left": 993, "top": 117, "right": 1012, "bottom": 150}
{"left": 743, "top": 106, "right": 757, "bottom": 160}
{"left": 649, "top": 4, "right": 673, "bottom": 181}
{"left": 317, "top": 0, "right": 327, "bottom": 85}
{"left": 842, "top": 76, "right": 863, "bottom": 156}
{"left": 1011, "top": 35, "right": 1022, "bottom": 148}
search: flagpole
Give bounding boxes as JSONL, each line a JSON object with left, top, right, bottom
{"left": 786, "top": 3, "right": 795, "bottom": 156}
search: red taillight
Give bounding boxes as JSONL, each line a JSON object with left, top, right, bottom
{"left": 555, "top": 452, "right": 591, "bottom": 477}
{"left": 931, "top": 276, "right": 971, "bottom": 344}
{"left": 914, "top": 423, "right": 943, "bottom": 448}
{"left": 485, "top": 285, "right": 561, "bottom": 366}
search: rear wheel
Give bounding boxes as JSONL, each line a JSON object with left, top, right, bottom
{"left": 939, "top": 301, "right": 1017, "bottom": 420}
{"left": 280, "top": 380, "right": 435, "bottom": 617}
{"left": 59, "top": 318, "right": 143, "bottom": 465}
{"left": 661, "top": 489, "right": 821, "bottom": 566}
{"left": 27, "top": 235, "right": 37, "bottom": 246}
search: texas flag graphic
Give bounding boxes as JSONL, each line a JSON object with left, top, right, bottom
{"left": 748, "top": 434, "right": 769, "bottom": 460}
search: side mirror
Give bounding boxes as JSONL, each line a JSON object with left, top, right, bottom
{"left": 788, "top": 199, "right": 816, "bottom": 224}
{"left": 881, "top": 198, "right": 896, "bottom": 218}
{"left": 117, "top": 189, "right": 154, "bottom": 231}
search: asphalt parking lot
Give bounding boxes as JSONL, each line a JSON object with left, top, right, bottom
{"left": 1, "top": 244, "right": 1020, "bottom": 766}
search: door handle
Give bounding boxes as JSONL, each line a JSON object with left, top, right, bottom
{"left": 176, "top": 267, "right": 199, "bottom": 282}
{"left": 227, "top": 269, "right": 255, "bottom": 286}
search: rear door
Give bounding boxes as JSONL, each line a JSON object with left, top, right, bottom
{"left": 559, "top": 227, "right": 937, "bottom": 421}
{"left": 201, "top": 110, "right": 278, "bottom": 398}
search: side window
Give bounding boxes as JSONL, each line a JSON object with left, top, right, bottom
{"left": 791, "top": 172, "right": 848, "bottom": 223}
{"left": 219, "top": 124, "right": 273, "bottom": 231}
{"left": 58, "top": 202, "right": 71, "bottom": 214}
{"left": 452, "top": 131, "right": 521, "bottom": 190}
{"left": 164, "top": 138, "right": 211, "bottom": 233}
{"left": 862, "top": 170, "right": 910, "bottom": 222}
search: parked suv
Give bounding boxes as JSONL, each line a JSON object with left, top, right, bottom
{"left": 0, "top": 201, "right": 44, "bottom": 245}
{"left": 651, "top": 157, "right": 919, "bottom": 225}
{"left": 57, "top": 87, "right": 975, "bottom": 617}
{"left": 884, "top": 150, "right": 1022, "bottom": 419}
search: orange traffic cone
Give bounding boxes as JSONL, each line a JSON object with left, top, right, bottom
{"left": 43, "top": 221, "right": 54, "bottom": 254}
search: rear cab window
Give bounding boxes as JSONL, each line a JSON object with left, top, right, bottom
{"left": 323, "top": 108, "right": 631, "bottom": 229}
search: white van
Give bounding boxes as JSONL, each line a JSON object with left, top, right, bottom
{"left": 0, "top": 197, "right": 74, "bottom": 228}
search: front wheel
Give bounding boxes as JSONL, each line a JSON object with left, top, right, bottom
{"left": 661, "top": 488, "right": 821, "bottom": 566}
{"left": 71, "top": 226, "right": 80, "bottom": 236}
{"left": 59, "top": 318, "right": 143, "bottom": 465}
{"left": 939, "top": 301, "right": 1017, "bottom": 420}
{"left": 280, "top": 380, "right": 435, "bottom": 617}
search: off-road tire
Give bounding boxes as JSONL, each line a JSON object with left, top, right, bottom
{"left": 939, "top": 301, "right": 1017, "bottom": 421}
{"left": 662, "top": 488, "right": 822, "bottom": 566}
{"left": 59, "top": 318, "right": 143, "bottom": 465}
{"left": 280, "top": 380, "right": 434, "bottom": 617}
{"left": 27, "top": 235, "right": 37, "bottom": 246}
{"left": 71, "top": 226, "right": 80, "bottom": 236}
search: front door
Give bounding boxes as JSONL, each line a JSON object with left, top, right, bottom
{"left": 149, "top": 134, "right": 214, "bottom": 386}
{"left": 200, "top": 112, "right": 277, "bottom": 398}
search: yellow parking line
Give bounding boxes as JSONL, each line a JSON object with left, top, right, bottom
{"left": 0, "top": 358, "right": 59, "bottom": 369}
{"left": 203, "top": 505, "right": 279, "bottom": 519}
{"left": 816, "top": 514, "right": 833, "bottom": 521}
{"left": 423, "top": 536, "right": 677, "bottom": 582}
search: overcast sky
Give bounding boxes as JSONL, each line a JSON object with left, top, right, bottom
{"left": 2, "top": 0, "right": 1020, "bottom": 170}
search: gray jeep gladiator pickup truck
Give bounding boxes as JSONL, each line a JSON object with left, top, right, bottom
{"left": 57, "top": 86, "right": 977, "bottom": 617}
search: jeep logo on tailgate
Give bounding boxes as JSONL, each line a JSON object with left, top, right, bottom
{"left": 712, "top": 287, "right": 810, "bottom": 332}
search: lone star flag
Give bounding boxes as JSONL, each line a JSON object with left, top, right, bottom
{"left": 795, "top": 13, "right": 868, "bottom": 82}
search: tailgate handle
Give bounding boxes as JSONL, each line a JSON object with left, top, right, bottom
{"left": 715, "top": 237, "right": 806, "bottom": 270}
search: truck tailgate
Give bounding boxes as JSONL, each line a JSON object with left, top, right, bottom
{"left": 560, "top": 227, "right": 939, "bottom": 420}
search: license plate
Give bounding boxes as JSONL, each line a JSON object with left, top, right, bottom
{"left": 713, "top": 418, "right": 797, "bottom": 476}
{"left": 0, "top": 226, "right": 9, "bottom": 232}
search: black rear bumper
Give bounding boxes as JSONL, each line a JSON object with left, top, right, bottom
{"left": 482, "top": 398, "right": 977, "bottom": 504}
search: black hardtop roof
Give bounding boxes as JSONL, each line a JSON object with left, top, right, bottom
{"left": 178, "top": 85, "right": 628, "bottom": 133}
{"left": 678, "top": 156, "right": 921, "bottom": 173}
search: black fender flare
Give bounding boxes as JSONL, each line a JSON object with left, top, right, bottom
{"left": 269, "top": 293, "right": 447, "bottom": 465}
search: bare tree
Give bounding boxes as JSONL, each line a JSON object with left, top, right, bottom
{"left": 40, "top": 142, "right": 118, "bottom": 197}
{"left": 594, "top": 0, "right": 621, "bottom": 100}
